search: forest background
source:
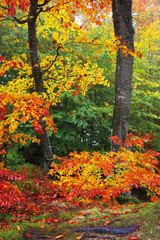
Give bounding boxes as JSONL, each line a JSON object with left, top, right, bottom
{"left": 0, "top": 0, "right": 159, "bottom": 167}
{"left": 0, "top": 0, "right": 160, "bottom": 239}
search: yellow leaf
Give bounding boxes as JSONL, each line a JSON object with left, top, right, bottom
{"left": 16, "top": 226, "right": 21, "bottom": 231}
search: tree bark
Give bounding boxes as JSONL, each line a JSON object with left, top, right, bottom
{"left": 28, "top": 0, "right": 54, "bottom": 172}
{"left": 111, "top": 0, "right": 134, "bottom": 151}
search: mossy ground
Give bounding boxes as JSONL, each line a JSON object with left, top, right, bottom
{"left": 0, "top": 199, "right": 160, "bottom": 240}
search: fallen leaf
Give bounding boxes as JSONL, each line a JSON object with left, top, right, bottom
{"left": 74, "top": 222, "right": 80, "bottom": 225}
{"left": 125, "top": 211, "right": 131, "bottom": 214}
{"left": 51, "top": 226, "right": 56, "bottom": 229}
{"left": 69, "top": 220, "right": 74, "bottom": 224}
{"left": 133, "top": 210, "right": 139, "bottom": 213}
{"left": 52, "top": 219, "right": 58, "bottom": 222}
{"left": 55, "top": 234, "right": 64, "bottom": 239}
{"left": 45, "top": 236, "right": 51, "bottom": 239}
{"left": 16, "top": 226, "right": 21, "bottom": 231}
{"left": 76, "top": 212, "right": 83, "bottom": 216}
{"left": 26, "top": 233, "right": 30, "bottom": 237}
{"left": 129, "top": 237, "right": 138, "bottom": 240}
{"left": 76, "top": 236, "right": 83, "bottom": 240}
{"left": 49, "top": 209, "right": 54, "bottom": 213}
{"left": 141, "top": 203, "right": 146, "bottom": 208}
{"left": 40, "top": 224, "right": 45, "bottom": 229}
{"left": 113, "top": 212, "right": 118, "bottom": 215}
{"left": 104, "top": 220, "right": 110, "bottom": 226}
{"left": 102, "top": 215, "right": 109, "bottom": 219}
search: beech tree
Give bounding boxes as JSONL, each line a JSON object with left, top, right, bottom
{"left": 0, "top": 0, "right": 109, "bottom": 170}
{"left": 111, "top": 0, "right": 134, "bottom": 151}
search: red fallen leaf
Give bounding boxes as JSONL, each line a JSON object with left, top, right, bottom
{"left": 102, "top": 215, "right": 109, "bottom": 219}
{"left": 76, "top": 212, "right": 83, "bottom": 216}
{"left": 125, "top": 211, "right": 132, "bottom": 214}
{"left": 40, "top": 224, "right": 45, "bottom": 229}
{"left": 55, "top": 234, "right": 64, "bottom": 239}
{"left": 51, "top": 226, "right": 56, "bottom": 229}
{"left": 129, "top": 237, "right": 138, "bottom": 240}
{"left": 141, "top": 204, "right": 146, "bottom": 208}
{"left": 133, "top": 210, "right": 139, "bottom": 213}
{"left": 45, "top": 236, "right": 51, "bottom": 239}
{"left": 26, "top": 233, "right": 30, "bottom": 237}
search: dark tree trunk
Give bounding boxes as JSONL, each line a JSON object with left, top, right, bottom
{"left": 111, "top": 0, "right": 134, "bottom": 151}
{"left": 28, "top": 0, "right": 54, "bottom": 172}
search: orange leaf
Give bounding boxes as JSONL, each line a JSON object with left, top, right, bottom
{"left": 49, "top": 209, "right": 54, "bottom": 213}
{"left": 55, "top": 234, "right": 64, "bottom": 239}
{"left": 69, "top": 220, "right": 74, "bottom": 224}
{"left": 52, "top": 219, "right": 58, "bottom": 222}
{"left": 45, "top": 236, "right": 51, "bottom": 239}
{"left": 141, "top": 204, "right": 146, "bottom": 208}
{"left": 129, "top": 237, "right": 138, "bottom": 240}
{"left": 40, "top": 225, "right": 45, "bottom": 229}
{"left": 16, "top": 226, "right": 21, "bottom": 231}
{"left": 76, "top": 212, "right": 83, "bottom": 216}
{"left": 76, "top": 236, "right": 83, "bottom": 240}
{"left": 113, "top": 212, "right": 118, "bottom": 215}
{"left": 51, "top": 226, "right": 56, "bottom": 229}
{"left": 104, "top": 220, "right": 110, "bottom": 226}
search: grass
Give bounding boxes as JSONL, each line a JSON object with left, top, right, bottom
{"left": 0, "top": 200, "right": 160, "bottom": 240}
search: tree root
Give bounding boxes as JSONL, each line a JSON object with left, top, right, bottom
{"left": 74, "top": 225, "right": 137, "bottom": 235}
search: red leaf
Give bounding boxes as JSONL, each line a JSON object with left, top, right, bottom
{"left": 26, "top": 233, "right": 30, "bottom": 237}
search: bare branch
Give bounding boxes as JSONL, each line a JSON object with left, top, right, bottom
{"left": 13, "top": 16, "right": 28, "bottom": 24}
{"left": 43, "top": 45, "right": 60, "bottom": 74}
{"left": 0, "top": 5, "right": 8, "bottom": 10}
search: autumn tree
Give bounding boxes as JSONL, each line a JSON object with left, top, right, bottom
{"left": 111, "top": 0, "right": 134, "bottom": 151}
{"left": 0, "top": 0, "right": 110, "bottom": 170}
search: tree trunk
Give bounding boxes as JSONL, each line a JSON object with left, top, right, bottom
{"left": 28, "top": 0, "right": 54, "bottom": 172}
{"left": 111, "top": 0, "right": 134, "bottom": 151}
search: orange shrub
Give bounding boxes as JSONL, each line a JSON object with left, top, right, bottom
{"left": 49, "top": 135, "right": 160, "bottom": 205}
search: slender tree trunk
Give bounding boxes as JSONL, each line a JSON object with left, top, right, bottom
{"left": 28, "top": 0, "right": 54, "bottom": 172}
{"left": 111, "top": 0, "right": 134, "bottom": 151}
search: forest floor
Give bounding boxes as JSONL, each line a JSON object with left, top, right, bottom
{"left": 0, "top": 198, "right": 160, "bottom": 240}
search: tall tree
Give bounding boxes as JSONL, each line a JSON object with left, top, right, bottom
{"left": 27, "top": 0, "right": 54, "bottom": 171}
{"left": 111, "top": 0, "right": 134, "bottom": 151}
{"left": 0, "top": 0, "right": 110, "bottom": 170}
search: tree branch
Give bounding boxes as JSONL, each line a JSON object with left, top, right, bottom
{"left": 13, "top": 16, "right": 28, "bottom": 24}
{"left": 43, "top": 45, "right": 60, "bottom": 74}
{"left": 0, "top": 5, "right": 8, "bottom": 10}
